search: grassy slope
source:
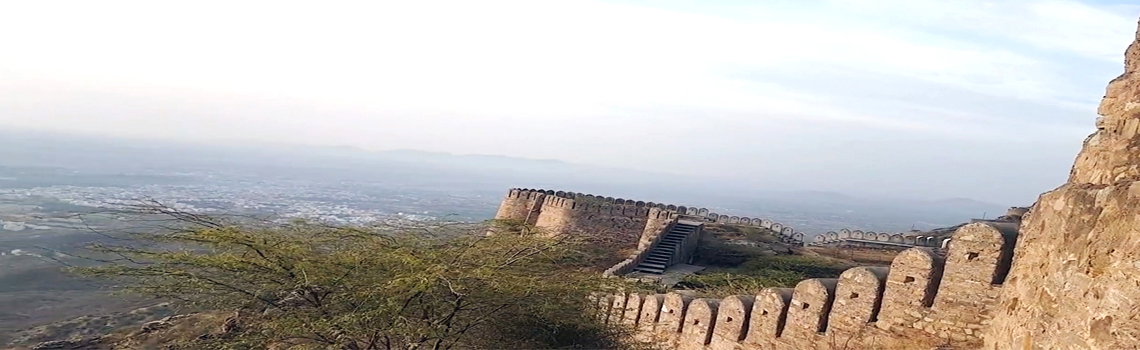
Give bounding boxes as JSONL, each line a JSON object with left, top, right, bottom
{"left": 675, "top": 224, "right": 860, "bottom": 296}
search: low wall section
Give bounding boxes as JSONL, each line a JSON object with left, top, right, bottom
{"left": 811, "top": 229, "right": 952, "bottom": 248}
{"left": 811, "top": 215, "right": 1024, "bottom": 250}
{"left": 594, "top": 222, "right": 1019, "bottom": 349}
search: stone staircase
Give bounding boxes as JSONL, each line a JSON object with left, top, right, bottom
{"left": 633, "top": 223, "right": 698, "bottom": 274}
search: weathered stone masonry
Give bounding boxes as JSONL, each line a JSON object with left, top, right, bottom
{"left": 494, "top": 188, "right": 817, "bottom": 276}
{"left": 983, "top": 18, "right": 1140, "bottom": 350}
{"left": 595, "top": 222, "right": 1019, "bottom": 350}
{"left": 494, "top": 188, "right": 807, "bottom": 244}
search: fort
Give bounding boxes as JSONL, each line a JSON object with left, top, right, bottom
{"left": 493, "top": 187, "right": 1027, "bottom": 276}
{"left": 491, "top": 18, "right": 1140, "bottom": 349}
{"left": 492, "top": 188, "right": 812, "bottom": 275}
{"left": 490, "top": 186, "right": 1025, "bottom": 348}
{"left": 496, "top": 18, "right": 1140, "bottom": 349}
{"left": 494, "top": 188, "right": 1023, "bottom": 349}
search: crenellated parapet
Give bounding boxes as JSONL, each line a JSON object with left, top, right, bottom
{"left": 494, "top": 188, "right": 549, "bottom": 225}
{"left": 495, "top": 188, "right": 810, "bottom": 276}
{"left": 810, "top": 205, "right": 1032, "bottom": 251}
{"left": 811, "top": 228, "right": 951, "bottom": 250}
{"left": 597, "top": 222, "right": 1020, "bottom": 349}
{"left": 496, "top": 188, "right": 694, "bottom": 273}
{"left": 494, "top": 188, "right": 809, "bottom": 245}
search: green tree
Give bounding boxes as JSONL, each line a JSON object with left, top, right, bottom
{"left": 75, "top": 203, "right": 647, "bottom": 350}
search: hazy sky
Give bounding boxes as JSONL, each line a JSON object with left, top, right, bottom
{"left": 2, "top": 0, "right": 1138, "bottom": 205}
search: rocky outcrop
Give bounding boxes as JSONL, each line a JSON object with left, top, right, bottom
{"left": 22, "top": 311, "right": 235, "bottom": 350}
{"left": 983, "top": 19, "right": 1140, "bottom": 350}
{"left": 29, "top": 338, "right": 108, "bottom": 350}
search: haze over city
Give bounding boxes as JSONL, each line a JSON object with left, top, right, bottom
{"left": 3, "top": 0, "right": 1140, "bottom": 205}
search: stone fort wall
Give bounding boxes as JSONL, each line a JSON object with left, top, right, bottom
{"left": 494, "top": 188, "right": 993, "bottom": 249}
{"left": 493, "top": 188, "right": 810, "bottom": 244}
{"left": 811, "top": 207, "right": 1028, "bottom": 250}
{"left": 593, "top": 222, "right": 1019, "bottom": 350}
{"left": 495, "top": 189, "right": 657, "bottom": 255}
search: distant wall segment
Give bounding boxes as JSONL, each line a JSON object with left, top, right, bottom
{"left": 492, "top": 188, "right": 807, "bottom": 245}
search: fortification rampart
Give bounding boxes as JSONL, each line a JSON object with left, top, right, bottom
{"left": 493, "top": 188, "right": 946, "bottom": 279}
{"left": 595, "top": 222, "right": 1020, "bottom": 349}
{"left": 494, "top": 188, "right": 808, "bottom": 245}
{"left": 812, "top": 229, "right": 934, "bottom": 247}
{"left": 809, "top": 207, "right": 1029, "bottom": 252}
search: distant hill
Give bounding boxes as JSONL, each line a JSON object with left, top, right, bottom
{"left": 0, "top": 130, "right": 1011, "bottom": 233}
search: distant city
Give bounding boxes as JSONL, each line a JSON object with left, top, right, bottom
{"left": 0, "top": 172, "right": 500, "bottom": 229}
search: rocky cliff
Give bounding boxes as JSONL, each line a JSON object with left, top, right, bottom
{"left": 983, "top": 19, "right": 1140, "bottom": 350}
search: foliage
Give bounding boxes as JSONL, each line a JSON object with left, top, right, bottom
{"left": 680, "top": 227, "right": 849, "bottom": 296}
{"left": 701, "top": 224, "right": 778, "bottom": 244}
{"left": 71, "top": 204, "right": 648, "bottom": 350}
{"left": 738, "top": 255, "right": 850, "bottom": 277}
{"left": 691, "top": 232, "right": 771, "bottom": 267}
{"left": 677, "top": 255, "right": 849, "bottom": 296}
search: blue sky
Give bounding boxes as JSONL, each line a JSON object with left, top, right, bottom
{"left": 0, "top": 0, "right": 1137, "bottom": 204}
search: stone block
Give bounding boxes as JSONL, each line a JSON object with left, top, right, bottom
{"left": 678, "top": 299, "right": 718, "bottom": 350}
{"left": 709, "top": 295, "right": 754, "bottom": 350}
{"left": 744, "top": 288, "right": 793, "bottom": 347}
{"left": 783, "top": 279, "right": 839, "bottom": 339}
{"left": 881, "top": 248, "right": 943, "bottom": 326}
{"left": 829, "top": 266, "right": 889, "bottom": 334}
{"left": 656, "top": 292, "right": 694, "bottom": 346}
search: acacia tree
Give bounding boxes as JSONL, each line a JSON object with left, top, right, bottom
{"left": 73, "top": 203, "right": 647, "bottom": 350}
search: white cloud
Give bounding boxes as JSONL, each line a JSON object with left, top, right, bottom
{"left": 827, "top": 0, "right": 1138, "bottom": 61}
{"left": 0, "top": 0, "right": 1133, "bottom": 203}
{"left": 1, "top": 0, "right": 1114, "bottom": 122}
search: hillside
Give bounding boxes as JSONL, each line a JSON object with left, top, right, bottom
{"left": 672, "top": 224, "right": 860, "bottom": 296}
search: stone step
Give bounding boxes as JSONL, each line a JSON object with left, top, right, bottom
{"left": 651, "top": 252, "right": 674, "bottom": 259}
{"left": 635, "top": 267, "right": 665, "bottom": 274}
{"left": 638, "top": 262, "right": 666, "bottom": 270}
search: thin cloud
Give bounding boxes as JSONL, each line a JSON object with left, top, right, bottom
{"left": 0, "top": 0, "right": 1132, "bottom": 204}
{"left": 828, "top": 0, "right": 1139, "bottom": 61}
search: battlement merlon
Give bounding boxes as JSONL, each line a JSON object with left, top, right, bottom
{"left": 595, "top": 221, "right": 1020, "bottom": 349}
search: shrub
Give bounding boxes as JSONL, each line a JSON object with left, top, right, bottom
{"left": 72, "top": 203, "right": 648, "bottom": 350}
